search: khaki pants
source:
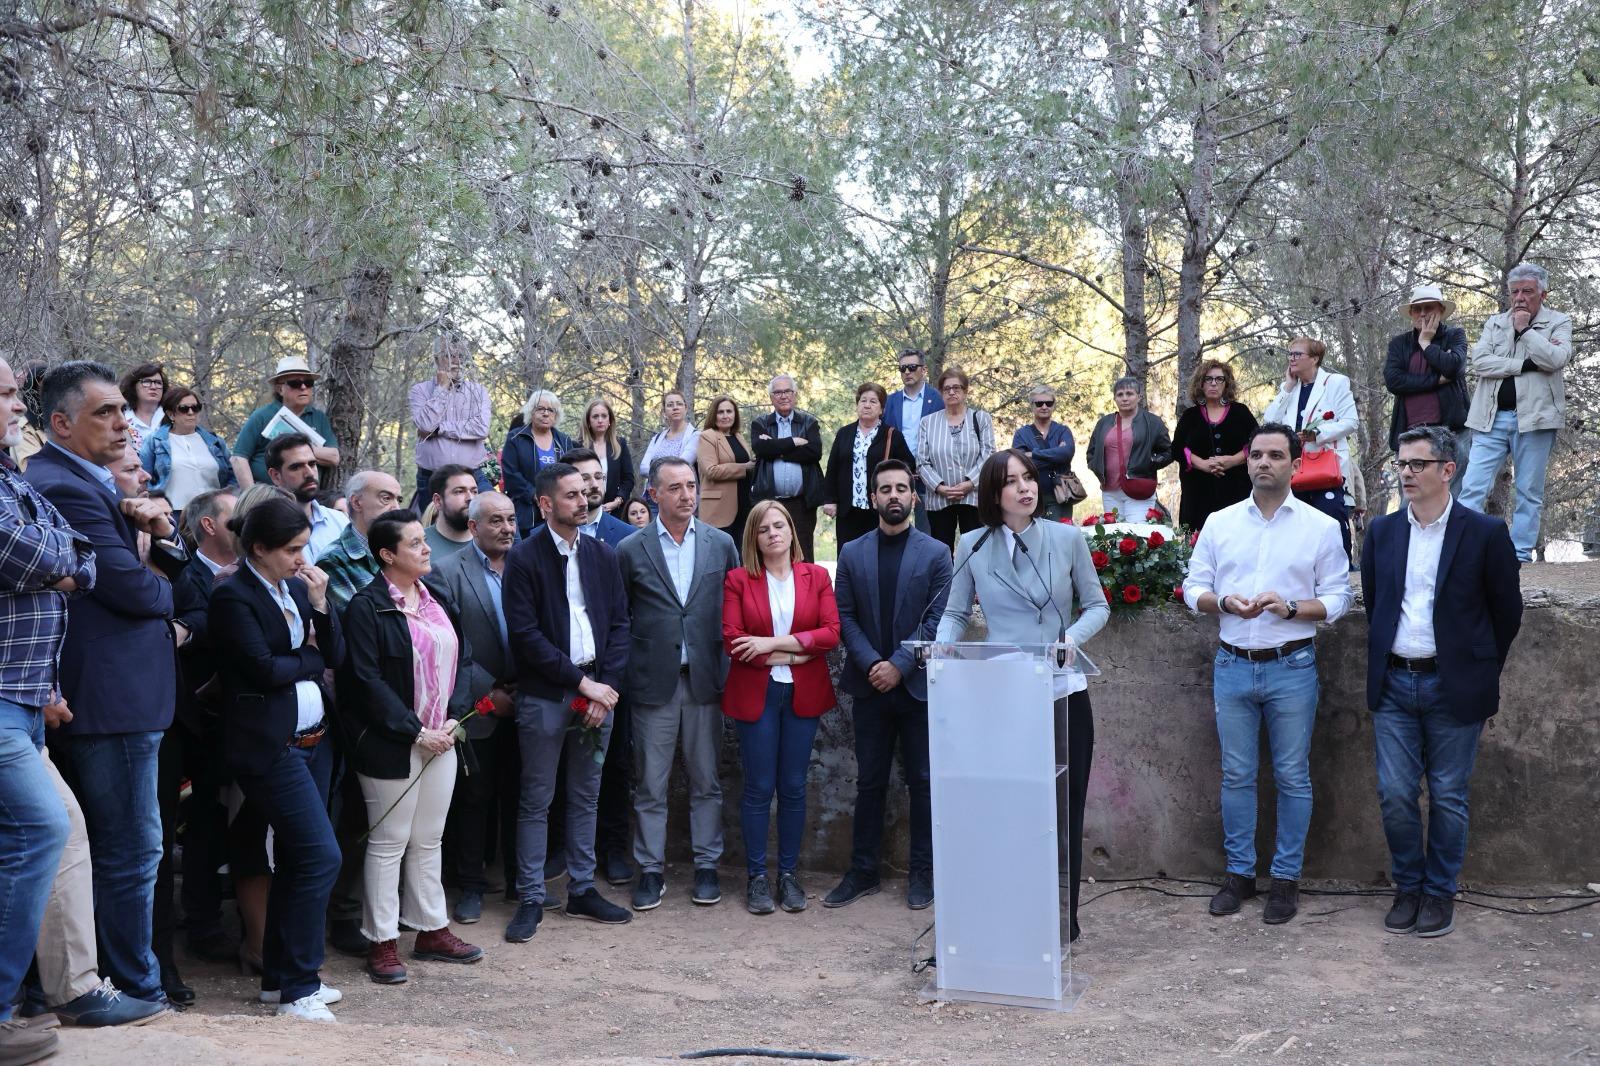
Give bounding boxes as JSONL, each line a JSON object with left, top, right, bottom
{"left": 359, "top": 747, "right": 456, "bottom": 943}
{"left": 38, "top": 747, "right": 100, "bottom": 1005}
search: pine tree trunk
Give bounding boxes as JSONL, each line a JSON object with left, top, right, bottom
{"left": 323, "top": 260, "right": 393, "bottom": 487}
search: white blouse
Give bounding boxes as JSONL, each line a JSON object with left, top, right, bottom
{"left": 765, "top": 569, "right": 796, "bottom": 684}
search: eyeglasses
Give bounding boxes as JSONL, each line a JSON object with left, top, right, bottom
{"left": 281, "top": 378, "right": 315, "bottom": 389}
{"left": 1286, "top": 351, "right": 1308, "bottom": 361}
{"left": 940, "top": 383, "right": 965, "bottom": 393}
{"left": 898, "top": 363, "right": 923, "bottom": 373}
{"left": 1032, "top": 399, "right": 1055, "bottom": 408}
{"left": 1203, "top": 375, "right": 1227, "bottom": 384}
{"left": 533, "top": 406, "right": 557, "bottom": 415}
{"left": 138, "top": 377, "right": 164, "bottom": 388}
{"left": 174, "top": 403, "right": 202, "bottom": 414}
{"left": 770, "top": 388, "right": 795, "bottom": 397}
{"left": 1392, "top": 458, "right": 1447, "bottom": 473}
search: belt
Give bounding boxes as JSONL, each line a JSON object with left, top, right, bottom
{"left": 1219, "top": 637, "right": 1314, "bottom": 662}
{"left": 1386, "top": 653, "right": 1438, "bottom": 673}
{"left": 289, "top": 723, "right": 326, "bottom": 749}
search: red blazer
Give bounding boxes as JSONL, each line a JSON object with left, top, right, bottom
{"left": 721, "top": 563, "right": 840, "bottom": 722}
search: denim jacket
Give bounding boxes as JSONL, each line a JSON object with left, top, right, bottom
{"left": 139, "top": 425, "right": 238, "bottom": 497}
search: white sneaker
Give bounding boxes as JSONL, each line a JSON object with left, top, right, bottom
{"left": 275, "top": 995, "right": 337, "bottom": 1022}
{"left": 259, "top": 984, "right": 343, "bottom": 1006}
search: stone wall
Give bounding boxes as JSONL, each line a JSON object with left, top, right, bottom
{"left": 666, "top": 563, "right": 1600, "bottom": 885}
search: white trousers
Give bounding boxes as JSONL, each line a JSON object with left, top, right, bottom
{"left": 359, "top": 746, "right": 456, "bottom": 943}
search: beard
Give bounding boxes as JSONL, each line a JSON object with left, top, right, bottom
{"left": 876, "top": 500, "right": 910, "bottom": 525}
{"left": 442, "top": 506, "right": 470, "bottom": 533}
{"left": 292, "top": 481, "right": 319, "bottom": 504}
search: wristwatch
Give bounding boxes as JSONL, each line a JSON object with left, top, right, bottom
{"left": 1285, "top": 600, "right": 1300, "bottom": 621}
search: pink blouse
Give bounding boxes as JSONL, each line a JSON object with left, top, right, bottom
{"left": 1104, "top": 418, "right": 1132, "bottom": 491}
{"left": 385, "top": 577, "right": 459, "bottom": 731}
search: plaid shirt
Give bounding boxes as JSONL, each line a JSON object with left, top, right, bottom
{"left": 0, "top": 457, "right": 97, "bottom": 707}
{"left": 316, "top": 522, "right": 379, "bottom": 609}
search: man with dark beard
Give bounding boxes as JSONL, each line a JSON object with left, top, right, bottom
{"left": 423, "top": 463, "right": 477, "bottom": 560}
{"left": 265, "top": 433, "right": 347, "bottom": 559}
{"left": 824, "top": 459, "right": 950, "bottom": 911}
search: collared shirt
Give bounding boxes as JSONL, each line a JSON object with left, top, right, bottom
{"left": 246, "top": 560, "right": 323, "bottom": 732}
{"left": 549, "top": 526, "right": 596, "bottom": 667}
{"left": 1184, "top": 492, "right": 1352, "bottom": 649}
{"left": 900, "top": 388, "right": 927, "bottom": 456}
{"left": 196, "top": 548, "right": 229, "bottom": 577}
{"left": 307, "top": 500, "right": 350, "bottom": 563}
{"left": 770, "top": 411, "right": 804, "bottom": 498}
{"left": 316, "top": 523, "right": 379, "bottom": 609}
{"left": 1393, "top": 497, "right": 1451, "bottom": 658}
{"left": 384, "top": 576, "right": 458, "bottom": 731}
{"left": 408, "top": 378, "right": 492, "bottom": 471}
{"left": 47, "top": 442, "right": 117, "bottom": 500}
{"left": 658, "top": 517, "right": 698, "bottom": 665}
{"left": 472, "top": 543, "right": 509, "bottom": 651}
{"left": 0, "top": 458, "right": 96, "bottom": 707}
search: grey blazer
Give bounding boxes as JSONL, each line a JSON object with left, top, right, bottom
{"left": 936, "top": 520, "right": 1110, "bottom": 650}
{"left": 616, "top": 521, "right": 741, "bottom": 706}
{"left": 424, "top": 546, "right": 512, "bottom": 740}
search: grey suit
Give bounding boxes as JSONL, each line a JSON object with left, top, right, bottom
{"left": 426, "top": 546, "right": 512, "bottom": 740}
{"left": 616, "top": 520, "right": 740, "bottom": 875}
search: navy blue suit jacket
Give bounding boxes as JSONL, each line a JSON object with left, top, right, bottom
{"left": 25, "top": 445, "right": 178, "bottom": 735}
{"left": 531, "top": 511, "right": 635, "bottom": 550}
{"left": 882, "top": 387, "right": 945, "bottom": 436}
{"left": 834, "top": 527, "right": 951, "bottom": 702}
{"left": 1360, "top": 499, "right": 1522, "bottom": 722}
{"left": 503, "top": 527, "right": 629, "bottom": 701}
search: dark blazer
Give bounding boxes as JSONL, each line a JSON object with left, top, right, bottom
{"left": 600, "top": 438, "right": 635, "bottom": 507}
{"left": 1360, "top": 499, "right": 1522, "bottom": 723}
{"left": 821, "top": 423, "right": 917, "bottom": 509}
{"left": 882, "top": 387, "right": 944, "bottom": 436}
{"left": 721, "top": 563, "right": 840, "bottom": 721}
{"left": 26, "top": 444, "right": 181, "bottom": 736}
{"left": 424, "top": 547, "right": 512, "bottom": 741}
{"left": 208, "top": 569, "right": 344, "bottom": 777}
{"left": 339, "top": 577, "right": 467, "bottom": 778}
{"left": 749, "top": 409, "right": 825, "bottom": 507}
{"left": 1384, "top": 325, "right": 1469, "bottom": 449}
{"left": 531, "top": 512, "right": 635, "bottom": 550}
{"left": 171, "top": 552, "right": 226, "bottom": 733}
{"left": 502, "top": 423, "right": 576, "bottom": 534}
{"left": 834, "top": 527, "right": 951, "bottom": 702}
{"left": 616, "top": 521, "right": 740, "bottom": 706}
{"left": 502, "top": 527, "right": 629, "bottom": 701}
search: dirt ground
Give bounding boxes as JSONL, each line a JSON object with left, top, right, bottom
{"left": 46, "top": 869, "right": 1599, "bottom": 1066}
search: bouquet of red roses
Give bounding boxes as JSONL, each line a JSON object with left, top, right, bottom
{"left": 1068, "top": 510, "right": 1193, "bottom": 613}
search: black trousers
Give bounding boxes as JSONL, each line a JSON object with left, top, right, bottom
{"left": 774, "top": 498, "right": 819, "bottom": 562}
{"left": 595, "top": 700, "right": 633, "bottom": 862}
{"left": 176, "top": 720, "right": 230, "bottom": 940}
{"left": 446, "top": 716, "right": 522, "bottom": 893}
{"left": 835, "top": 506, "right": 879, "bottom": 549}
{"left": 1056, "top": 690, "right": 1095, "bottom": 941}
{"left": 1294, "top": 485, "right": 1352, "bottom": 564}
{"left": 849, "top": 690, "right": 931, "bottom": 878}
{"left": 326, "top": 750, "right": 368, "bottom": 924}
{"left": 927, "top": 504, "right": 980, "bottom": 551}
{"left": 153, "top": 729, "right": 181, "bottom": 976}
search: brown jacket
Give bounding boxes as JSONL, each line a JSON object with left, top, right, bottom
{"left": 697, "top": 428, "right": 750, "bottom": 528}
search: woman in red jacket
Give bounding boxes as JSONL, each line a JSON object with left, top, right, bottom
{"left": 722, "top": 499, "right": 840, "bottom": 916}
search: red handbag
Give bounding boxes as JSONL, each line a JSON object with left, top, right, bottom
{"left": 1291, "top": 446, "right": 1342, "bottom": 492}
{"left": 1121, "top": 476, "right": 1158, "bottom": 500}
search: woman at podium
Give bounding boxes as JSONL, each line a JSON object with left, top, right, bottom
{"left": 936, "top": 449, "right": 1109, "bottom": 940}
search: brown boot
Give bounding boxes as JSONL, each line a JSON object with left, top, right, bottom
{"left": 412, "top": 927, "right": 484, "bottom": 964}
{"left": 365, "top": 938, "right": 408, "bottom": 984}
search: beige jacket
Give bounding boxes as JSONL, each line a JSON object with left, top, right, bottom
{"left": 696, "top": 428, "right": 749, "bottom": 529}
{"left": 1466, "top": 304, "right": 1571, "bottom": 433}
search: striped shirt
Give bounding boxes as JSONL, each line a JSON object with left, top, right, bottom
{"left": 0, "top": 457, "right": 97, "bottom": 707}
{"left": 915, "top": 408, "right": 995, "bottom": 511}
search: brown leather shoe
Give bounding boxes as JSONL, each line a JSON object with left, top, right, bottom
{"left": 365, "top": 938, "right": 408, "bottom": 984}
{"left": 412, "top": 927, "right": 484, "bottom": 964}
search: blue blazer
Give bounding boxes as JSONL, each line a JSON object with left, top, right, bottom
{"left": 1360, "top": 500, "right": 1522, "bottom": 723}
{"left": 835, "top": 527, "right": 951, "bottom": 702}
{"left": 882, "top": 387, "right": 945, "bottom": 436}
{"left": 502, "top": 527, "right": 630, "bottom": 701}
{"left": 25, "top": 445, "right": 180, "bottom": 736}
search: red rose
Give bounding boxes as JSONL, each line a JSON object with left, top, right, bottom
{"left": 1118, "top": 536, "right": 1138, "bottom": 556}
{"left": 1090, "top": 550, "right": 1110, "bottom": 571}
{"left": 570, "top": 697, "right": 591, "bottom": 714}
{"left": 1173, "top": 585, "right": 1185, "bottom": 602}
{"left": 1081, "top": 514, "right": 1100, "bottom": 527}
{"left": 1104, "top": 508, "right": 1120, "bottom": 521}
{"left": 1188, "top": 530, "right": 1200, "bottom": 546}
{"left": 1148, "top": 531, "right": 1165, "bottom": 548}
{"left": 1322, "top": 410, "right": 1334, "bottom": 420}
{"left": 1059, "top": 516, "right": 1072, "bottom": 523}
{"left": 1102, "top": 586, "right": 1113, "bottom": 603}
{"left": 1145, "top": 507, "right": 1164, "bottom": 522}
{"left": 1122, "top": 585, "right": 1142, "bottom": 604}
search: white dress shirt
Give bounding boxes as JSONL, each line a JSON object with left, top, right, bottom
{"left": 1392, "top": 497, "right": 1451, "bottom": 658}
{"left": 1183, "top": 492, "right": 1352, "bottom": 649}
{"left": 246, "top": 560, "right": 324, "bottom": 732}
{"left": 308, "top": 500, "right": 351, "bottom": 562}
{"left": 658, "top": 518, "right": 697, "bottom": 665}
{"left": 766, "top": 569, "right": 796, "bottom": 683}
{"left": 550, "top": 526, "right": 597, "bottom": 667}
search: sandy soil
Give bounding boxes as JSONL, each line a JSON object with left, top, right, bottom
{"left": 45, "top": 869, "right": 1599, "bottom": 1066}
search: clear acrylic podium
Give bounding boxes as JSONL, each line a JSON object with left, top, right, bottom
{"left": 904, "top": 640, "right": 1098, "bottom": 1012}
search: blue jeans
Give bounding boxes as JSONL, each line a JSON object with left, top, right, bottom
{"left": 238, "top": 739, "right": 338, "bottom": 1001}
{"left": 1458, "top": 410, "right": 1556, "bottom": 561}
{"left": 1213, "top": 645, "right": 1320, "bottom": 880}
{"left": 53, "top": 730, "right": 164, "bottom": 1000}
{"left": 1373, "top": 669, "right": 1483, "bottom": 898}
{"left": 735, "top": 680, "right": 819, "bottom": 877}
{"left": 0, "top": 699, "right": 69, "bottom": 1022}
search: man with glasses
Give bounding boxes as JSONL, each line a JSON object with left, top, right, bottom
{"left": 1361, "top": 427, "right": 1521, "bottom": 938}
{"left": 1012, "top": 385, "right": 1078, "bottom": 520}
{"left": 883, "top": 348, "right": 944, "bottom": 483}
{"left": 1261, "top": 337, "right": 1358, "bottom": 564}
{"left": 750, "top": 374, "right": 825, "bottom": 561}
{"left": 231, "top": 356, "right": 341, "bottom": 489}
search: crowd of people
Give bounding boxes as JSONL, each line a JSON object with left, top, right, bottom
{"left": 0, "top": 261, "right": 1564, "bottom": 1059}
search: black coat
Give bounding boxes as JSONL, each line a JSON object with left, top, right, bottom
{"left": 208, "top": 569, "right": 345, "bottom": 778}
{"left": 600, "top": 438, "right": 635, "bottom": 506}
{"left": 821, "top": 422, "right": 917, "bottom": 509}
{"left": 1384, "top": 325, "right": 1469, "bottom": 450}
{"left": 749, "top": 408, "right": 825, "bottom": 508}
{"left": 172, "top": 553, "right": 224, "bottom": 734}
{"left": 1172, "top": 403, "right": 1257, "bottom": 531}
{"left": 502, "top": 527, "right": 630, "bottom": 702}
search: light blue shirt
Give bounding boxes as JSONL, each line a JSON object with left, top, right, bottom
{"left": 307, "top": 500, "right": 350, "bottom": 562}
{"left": 48, "top": 442, "right": 118, "bottom": 500}
{"left": 246, "top": 560, "right": 324, "bottom": 732}
{"left": 473, "top": 543, "right": 509, "bottom": 651}
{"left": 771, "top": 412, "right": 804, "bottom": 498}
{"left": 657, "top": 517, "right": 697, "bottom": 664}
{"left": 900, "top": 388, "right": 928, "bottom": 457}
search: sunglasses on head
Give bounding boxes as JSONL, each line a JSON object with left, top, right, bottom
{"left": 174, "top": 403, "right": 202, "bottom": 414}
{"left": 281, "top": 378, "right": 315, "bottom": 389}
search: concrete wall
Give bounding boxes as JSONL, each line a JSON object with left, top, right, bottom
{"left": 667, "top": 566, "right": 1600, "bottom": 885}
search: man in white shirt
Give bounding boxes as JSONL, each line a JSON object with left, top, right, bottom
{"left": 1184, "top": 423, "right": 1353, "bottom": 925}
{"left": 265, "top": 434, "right": 348, "bottom": 561}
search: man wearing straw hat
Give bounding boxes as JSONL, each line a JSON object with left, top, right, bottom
{"left": 230, "top": 356, "right": 342, "bottom": 489}
{"left": 1384, "top": 284, "right": 1471, "bottom": 495}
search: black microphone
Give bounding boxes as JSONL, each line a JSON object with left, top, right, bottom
{"left": 910, "top": 526, "right": 994, "bottom": 665}
{"left": 1014, "top": 537, "right": 1071, "bottom": 668}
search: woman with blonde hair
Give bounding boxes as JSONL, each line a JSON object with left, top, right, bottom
{"left": 578, "top": 397, "right": 634, "bottom": 513}
{"left": 502, "top": 390, "right": 573, "bottom": 536}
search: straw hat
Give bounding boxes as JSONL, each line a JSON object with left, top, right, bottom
{"left": 1401, "top": 284, "right": 1456, "bottom": 321}
{"left": 267, "top": 356, "right": 320, "bottom": 383}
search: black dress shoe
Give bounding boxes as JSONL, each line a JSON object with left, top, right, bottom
{"left": 1262, "top": 878, "right": 1299, "bottom": 924}
{"left": 907, "top": 871, "right": 933, "bottom": 911}
{"left": 327, "top": 918, "right": 369, "bottom": 957}
{"left": 1208, "top": 873, "right": 1258, "bottom": 916}
{"left": 603, "top": 853, "right": 635, "bottom": 887}
{"left": 777, "top": 872, "right": 807, "bottom": 913}
{"left": 565, "top": 888, "right": 632, "bottom": 924}
{"left": 823, "top": 873, "right": 881, "bottom": 909}
{"left": 160, "top": 970, "right": 195, "bottom": 1008}
{"left": 1415, "top": 894, "right": 1455, "bottom": 938}
{"left": 1384, "top": 890, "right": 1421, "bottom": 933}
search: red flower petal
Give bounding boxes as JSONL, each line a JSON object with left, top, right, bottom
{"left": 1148, "top": 531, "right": 1165, "bottom": 548}
{"left": 1117, "top": 536, "right": 1138, "bottom": 555}
{"left": 1091, "top": 550, "right": 1110, "bottom": 570}
{"left": 1122, "top": 584, "right": 1142, "bottom": 604}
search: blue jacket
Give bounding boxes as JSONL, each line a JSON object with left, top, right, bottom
{"left": 25, "top": 445, "right": 182, "bottom": 735}
{"left": 502, "top": 526, "right": 629, "bottom": 701}
{"left": 1012, "top": 422, "right": 1076, "bottom": 498}
{"left": 531, "top": 511, "right": 636, "bottom": 550}
{"left": 882, "top": 386, "right": 945, "bottom": 437}
{"left": 1360, "top": 499, "right": 1522, "bottom": 723}
{"left": 834, "top": 527, "right": 951, "bottom": 702}
{"left": 139, "top": 425, "right": 238, "bottom": 499}
{"left": 502, "top": 423, "right": 575, "bottom": 535}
